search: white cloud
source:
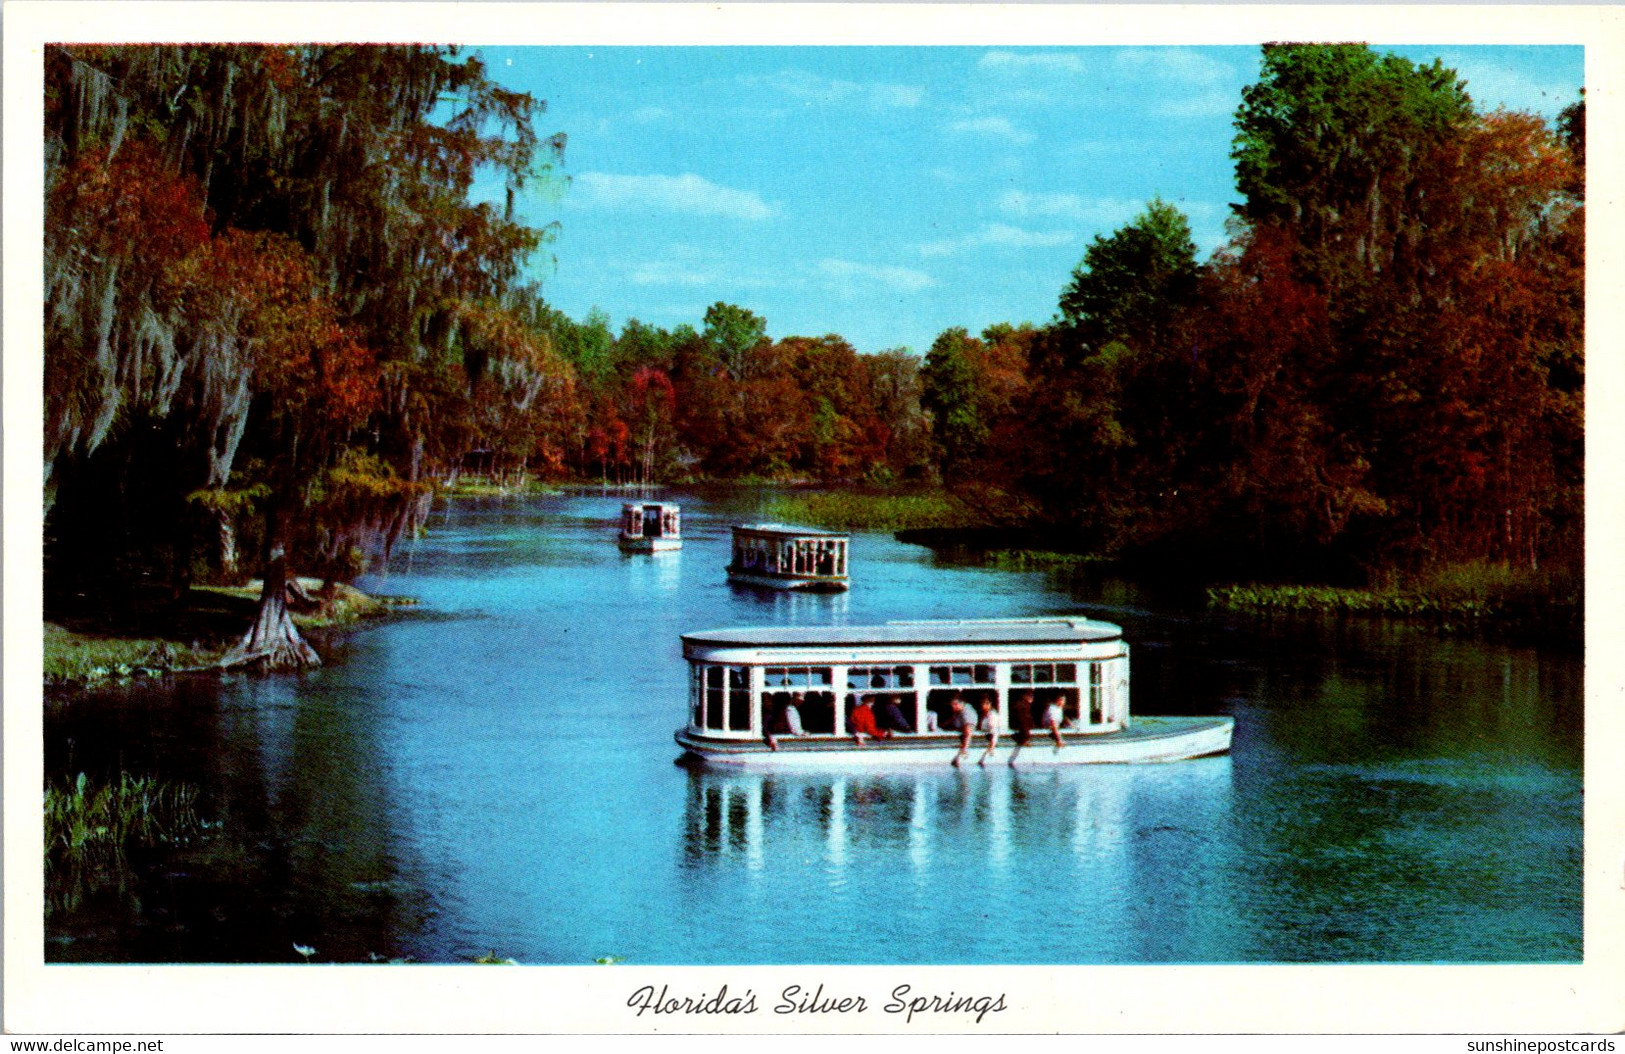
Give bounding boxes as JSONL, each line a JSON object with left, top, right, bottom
{"left": 1111, "top": 47, "right": 1239, "bottom": 90}
{"left": 919, "top": 223, "right": 1075, "bottom": 258}
{"left": 946, "top": 116, "right": 1034, "bottom": 145}
{"left": 998, "top": 191, "right": 1144, "bottom": 228}
{"left": 571, "top": 172, "right": 776, "bottom": 220}
{"left": 979, "top": 50, "right": 1088, "bottom": 75}
{"left": 1110, "top": 48, "right": 1249, "bottom": 119}
{"left": 627, "top": 260, "right": 717, "bottom": 288}
{"left": 817, "top": 258, "right": 935, "bottom": 293}
{"left": 747, "top": 69, "right": 924, "bottom": 109}
{"left": 624, "top": 247, "right": 784, "bottom": 291}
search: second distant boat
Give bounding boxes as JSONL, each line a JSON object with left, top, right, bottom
{"left": 618, "top": 502, "right": 682, "bottom": 552}
{"left": 726, "top": 523, "right": 849, "bottom": 591}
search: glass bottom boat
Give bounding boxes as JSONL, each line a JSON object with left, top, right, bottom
{"left": 618, "top": 502, "right": 682, "bottom": 552}
{"left": 726, "top": 523, "right": 849, "bottom": 591}
{"left": 675, "top": 617, "right": 1233, "bottom": 768}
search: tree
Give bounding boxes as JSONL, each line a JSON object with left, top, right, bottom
{"left": 862, "top": 349, "right": 932, "bottom": 481}
{"left": 702, "top": 302, "right": 769, "bottom": 382}
{"left": 920, "top": 328, "right": 988, "bottom": 480}
{"left": 44, "top": 45, "right": 560, "bottom": 665}
{"left": 1058, "top": 197, "right": 1200, "bottom": 355}
{"left": 621, "top": 366, "right": 678, "bottom": 483}
{"left": 1232, "top": 43, "right": 1473, "bottom": 298}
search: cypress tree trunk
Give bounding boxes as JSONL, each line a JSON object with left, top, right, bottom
{"left": 221, "top": 543, "right": 320, "bottom": 669}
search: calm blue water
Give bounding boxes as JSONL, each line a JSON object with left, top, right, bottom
{"left": 44, "top": 489, "right": 1583, "bottom": 963}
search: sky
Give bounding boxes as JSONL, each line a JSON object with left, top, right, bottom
{"left": 474, "top": 45, "right": 1584, "bottom": 357}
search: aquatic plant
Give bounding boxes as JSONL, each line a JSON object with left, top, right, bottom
{"left": 1207, "top": 561, "right": 1582, "bottom": 633}
{"left": 45, "top": 772, "right": 201, "bottom": 857}
{"left": 762, "top": 491, "right": 977, "bottom": 532}
{"left": 44, "top": 772, "right": 204, "bottom": 914}
{"left": 978, "top": 549, "right": 1106, "bottom": 573}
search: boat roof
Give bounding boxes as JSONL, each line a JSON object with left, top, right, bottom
{"left": 731, "top": 522, "right": 848, "bottom": 539}
{"left": 683, "top": 617, "right": 1122, "bottom": 649}
{"left": 624, "top": 501, "right": 678, "bottom": 510}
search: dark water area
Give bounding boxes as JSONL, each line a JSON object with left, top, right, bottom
{"left": 43, "top": 489, "right": 1583, "bottom": 964}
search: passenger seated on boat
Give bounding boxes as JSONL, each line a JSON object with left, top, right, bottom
{"left": 799, "top": 691, "right": 836, "bottom": 734}
{"left": 1010, "top": 689, "right": 1036, "bottom": 744}
{"left": 1041, "top": 689, "right": 1067, "bottom": 749}
{"left": 944, "top": 692, "right": 978, "bottom": 766}
{"left": 850, "top": 695, "right": 891, "bottom": 743}
{"left": 878, "top": 694, "right": 914, "bottom": 734}
{"left": 779, "top": 693, "right": 807, "bottom": 735}
{"left": 976, "top": 694, "right": 1001, "bottom": 766}
{"left": 764, "top": 692, "right": 806, "bottom": 752}
{"left": 1006, "top": 688, "right": 1037, "bottom": 766}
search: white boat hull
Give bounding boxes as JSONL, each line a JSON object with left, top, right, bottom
{"left": 619, "top": 534, "right": 682, "bottom": 552}
{"left": 675, "top": 715, "right": 1233, "bottom": 768}
{"left": 726, "top": 568, "right": 849, "bottom": 592}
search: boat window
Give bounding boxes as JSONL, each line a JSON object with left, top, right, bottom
{"left": 764, "top": 666, "right": 834, "bottom": 688}
{"left": 928, "top": 664, "right": 995, "bottom": 687}
{"left": 1010, "top": 663, "right": 1080, "bottom": 686}
{"left": 704, "top": 665, "right": 726, "bottom": 730}
{"left": 691, "top": 665, "right": 704, "bottom": 727}
{"left": 696, "top": 664, "right": 752, "bottom": 731}
{"left": 728, "top": 667, "right": 751, "bottom": 731}
{"left": 846, "top": 665, "right": 914, "bottom": 690}
{"left": 1088, "top": 662, "right": 1104, "bottom": 723}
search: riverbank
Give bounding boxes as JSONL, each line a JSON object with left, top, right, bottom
{"left": 45, "top": 579, "right": 412, "bottom": 686}
{"left": 1207, "top": 564, "right": 1582, "bottom": 642}
{"left": 892, "top": 522, "right": 1580, "bottom": 641}
{"left": 760, "top": 489, "right": 981, "bottom": 532}
{"left": 437, "top": 474, "right": 564, "bottom": 498}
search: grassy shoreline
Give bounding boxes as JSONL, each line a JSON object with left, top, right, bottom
{"left": 437, "top": 475, "right": 564, "bottom": 498}
{"left": 761, "top": 489, "right": 980, "bottom": 532}
{"left": 45, "top": 579, "right": 412, "bottom": 687}
{"left": 1206, "top": 563, "right": 1581, "bottom": 638}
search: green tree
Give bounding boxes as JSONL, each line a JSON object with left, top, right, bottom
{"left": 1058, "top": 197, "right": 1199, "bottom": 354}
{"left": 702, "top": 302, "right": 769, "bottom": 382}
{"left": 1232, "top": 43, "right": 1472, "bottom": 296}
{"left": 920, "top": 327, "right": 988, "bottom": 480}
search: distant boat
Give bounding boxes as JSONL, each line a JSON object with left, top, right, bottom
{"left": 674, "top": 617, "right": 1234, "bottom": 768}
{"left": 726, "top": 523, "right": 849, "bottom": 592}
{"left": 618, "top": 502, "right": 682, "bottom": 552}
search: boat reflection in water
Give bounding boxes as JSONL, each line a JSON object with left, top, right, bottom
{"left": 677, "top": 759, "right": 1240, "bottom": 962}
{"left": 681, "top": 759, "right": 1234, "bottom": 875}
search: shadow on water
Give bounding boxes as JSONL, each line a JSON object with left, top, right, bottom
{"left": 45, "top": 673, "right": 430, "bottom": 963}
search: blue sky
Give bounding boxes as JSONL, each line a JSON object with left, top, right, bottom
{"left": 475, "top": 45, "right": 1584, "bottom": 356}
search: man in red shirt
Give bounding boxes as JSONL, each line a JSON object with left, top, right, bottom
{"left": 850, "top": 695, "right": 891, "bottom": 743}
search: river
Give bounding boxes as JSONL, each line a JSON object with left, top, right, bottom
{"left": 44, "top": 488, "right": 1582, "bottom": 964}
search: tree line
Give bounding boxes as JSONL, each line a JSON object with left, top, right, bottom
{"left": 43, "top": 43, "right": 1582, "bottom": 666}
{"left": 943, "top": 45, "right": 1583, "bottom": 581}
